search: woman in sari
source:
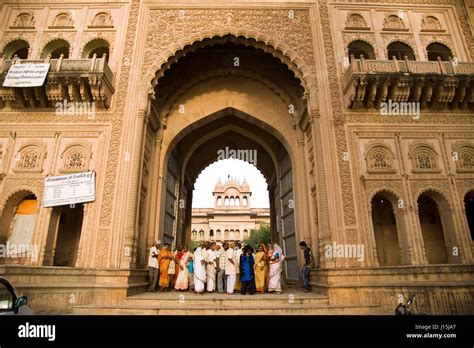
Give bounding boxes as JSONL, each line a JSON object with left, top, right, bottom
{"left": 174, "top": 246, "right": 190, "bottom": 291}
{"left": 157, "top": 243, "right": 173, "bottom": 291}
{"left": 173, "top": 247, "right": 184, "bottom": 287}
{"left": 267, "top": 246, "right": 282, "bottom": 293}
{"left": 254, "top": 244, "right": 267, "bottom": 293}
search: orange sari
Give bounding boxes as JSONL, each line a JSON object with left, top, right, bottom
{"left": 158, "top": 249, "right": 172, "bottom": 287}
{"left": 254, "top": 247, "right": 268, "bottom": 292}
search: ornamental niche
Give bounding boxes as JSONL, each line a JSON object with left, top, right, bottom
{"left": 14, "top": 141, "right": 46, "bottom": 173}
{"left": 365, "top": 143, "right": 396, "bottom": 174}
{"left": 453, "top": 142, "right": 474, "bottom": 172}
{"left": 60, "top": 142, "right": 91, "bottom": 173}
{"left": 408, "top": 143, "right": 441, "bottom": 173}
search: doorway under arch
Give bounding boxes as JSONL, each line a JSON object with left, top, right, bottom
{"left": 417, "top": 193, "right": 449, "bottom": 264}
{"left": 371, "top": 193, "right": 402, "bottom": 266}
{"left": 154, "top": 111, "right": 299, "bottom": 280}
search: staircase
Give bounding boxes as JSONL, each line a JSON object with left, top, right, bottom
{"left": 72, "top": 290, "right": 385, "bottom": 315}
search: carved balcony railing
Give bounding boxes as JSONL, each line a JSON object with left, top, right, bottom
{"left": 0, "top": 54, "right": 115, "bottom": 109}
{"left": 342, "top": 57, "right": 474, "bottom": 111}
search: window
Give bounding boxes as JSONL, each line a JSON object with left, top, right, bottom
{"left": 348, "top": 40, "right": 375, "bottom": 60}
{"left": 387, "top": 42, "right": 415, "bottom": 60}
{"left": 383, "top": 15, "right": 405, "bottom": 30}
{"left": 409, "top": 143, "right": 440, "bottom": 173}
{"left": 421, "top": 16, "right": 443, "bottom": 31}
{"left": 345, "top": 13, "right": 368, "bottom": 29}
{"left": 365, "top": 144, "right": 396, "bottom": 173}
{"left": 2, "top": 39, "right": 29, "bottom": 59}
{"left": 426, "top": 43, "right": 452, "bottom": 61}
{"left": 82, "top": 38, "right": 110, "bottom": 63}
{"left": 41, "top": 39, "right": 70, "bottom": 59}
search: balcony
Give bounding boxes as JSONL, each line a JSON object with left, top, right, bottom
{"left": 0, "top": 54, "right": 115, "bottom": 109}
{"left": 342, "top": 57, "right": 474, "bottom": 111}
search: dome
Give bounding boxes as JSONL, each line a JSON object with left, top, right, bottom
{"left": 241, "top": 179, "right": 250, "bottom": 191}
{"left": 214, "top": 179, "right": 224, "bottom": 191}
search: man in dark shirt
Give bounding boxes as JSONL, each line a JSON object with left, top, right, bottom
{"left": 299, "top": 241, "right": 313, "bottom": 293}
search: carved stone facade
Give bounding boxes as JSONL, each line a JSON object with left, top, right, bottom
{"left": 0, "top": 0, "right": 472, "bottom": 314}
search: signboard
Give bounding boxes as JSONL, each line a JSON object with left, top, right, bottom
{"left": 2, "top": 63, "right": 50, "bottom": 87}
{"left": 44, "top": 172, "right": 95, "bottom": 208}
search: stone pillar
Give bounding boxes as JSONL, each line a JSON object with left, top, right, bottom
{"left": 120, "top": 109, "right": 148, "bottom": 269}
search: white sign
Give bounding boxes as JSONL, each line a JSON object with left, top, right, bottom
{"left": 44, "top": 172, "right": 95, "bottom": 208}
{"left": 2, "top": 63, "right": 50, "bottom": 87}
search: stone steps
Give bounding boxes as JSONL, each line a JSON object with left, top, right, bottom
{"left": 72, "top": 291, "right": 384, "bottom": 315}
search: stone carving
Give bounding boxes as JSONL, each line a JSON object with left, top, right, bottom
{"left": 13, "top": 141, "right": 46, "bottom": 173}
{"left": 141, "top": 9, "right": 316, "bottom": 94}
{"left": 11, "top": 12, "right": 35, "bottom": 29}
{"left": 421, "top": 15, "right": 443, "bottom": 31}
{"left": 408, "top": 142, "right": 441, "bottom": 173}
{"left": 383, "top": 14, "right": 406, "bottom": 30}
{"left": 60, "top": 142, "right": 91, "bottom": 172}
{"left": 319, "top": 2, "right": 356, "bottom": 226}
{"left": 99, "top": 0, "right": 140, "bottom": 226}
{"left": 50, "top": 12, "right": 74, "bottom": 29}
{"left": 452, "top": 141, "right": 474, "bottom": 172}
{"left": 89, "top": 11, "right": 114, "bottom": 28}
{"left": 345, "top": 13, "right": 369, "bottom": 30}
{"left": 365, "top": 143, "right": 396, "bottom": 173}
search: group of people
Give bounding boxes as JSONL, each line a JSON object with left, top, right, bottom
{"left": 147, "top": 240, "right": 300, "bottom": 295}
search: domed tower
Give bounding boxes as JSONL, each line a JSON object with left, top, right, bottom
{"left": 213, "top": 179, "right": 224, "bottom": 208}
{"left": 240, "top": 179, "right": 251, "bottom": 208}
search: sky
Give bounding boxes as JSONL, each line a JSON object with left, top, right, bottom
{"left": 192, "top": 158, "right": 269, "bottom": 208}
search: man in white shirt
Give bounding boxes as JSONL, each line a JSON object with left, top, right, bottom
{"left": 223, "top": 242, "right": 236, "bottom": 294}
{"left": 206, "top": 242, "right": 217, "bottom": 292}
{"left": 147, "top": 240, "right": 161, "bottom": 292}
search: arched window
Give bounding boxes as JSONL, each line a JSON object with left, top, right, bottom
{"left": 12, "top": 12, "right": 35, "bottom": 28}
{"left": 230, "top": 197, "right": 235, "bottom": 206}
{"left": 224, "top": 229, "right": 229, "bottom": 240}
{"left": 409, "top": 144, "right": 440, "bottom": 173}
{"left": 209, "top": 229, "right": 214, "bottom": 237}
{"left": 217, "top": 196, "right": 222, "bottom": 206}
{"left": 387, "top": 42, "right": 415, "bottom": 60}
{"left": 41, "top": 39, "right": 70, "bottom": 59}
{"left": 243, "top": 229, "right": 248, "bottom": 238}
{"left": 2, "top": 39, "right": 29, "bottom": 59}
{"left": 365, "top": 144, "right": 396, "bottom": 173}
{"left": 82, "top": 38, "right": 110, "bottom": 63}
{"left": 89, "top": 12, "right": 114, "bottom": 28}
{"left": 216, "top": 229, "right": 221, "bottom": 240}
{"left": 242, "top": 196, "right": 248, "bottom": 206}
{"left": 224, "top": 197, "right": 229, "bottom": 206}
{"left": 421, "top": 16, "right": 442, "bottom": 31}
{"left": 418, "top": 194, "right": 448, "bottom": 264}
{"left": 383, "top": 15, "right": 405, "bottom": 30}
{"left": 50, "top": 12, "right": 74, "bottom": 28}
{"left": 14, "top": 141, "right": 46, "bottom": 172}
{"left": 235, "top": 197, "right": 240, "bottom": 206}
{"left": 192, "top": 230, "right": 197, "bottom": 240}
{"left": 5, "top": 195, "right": 37, "bottom": 249}
{"left": 426, "top": 43, "right": 452, "bottom": 61}
{"left": 348, "top": 40, "right": 375, "bottom": 60}
{"left": 199, "top": 230, "right": 204, "bottom": 240}
{"left": 60, "top": 143, "right": 91, "bottom": 173}
{"left": 371, "top": 193, "right": 401, "bottom": 266}
{"left": 345, "top": 13, "right": 368, "bottom": 29}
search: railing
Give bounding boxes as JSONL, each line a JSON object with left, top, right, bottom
{"left": 342, "top": 56, "right": 474, "bottom": 110}
{"left": 0, "top": 54, "right": 115, "bottom": 109}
